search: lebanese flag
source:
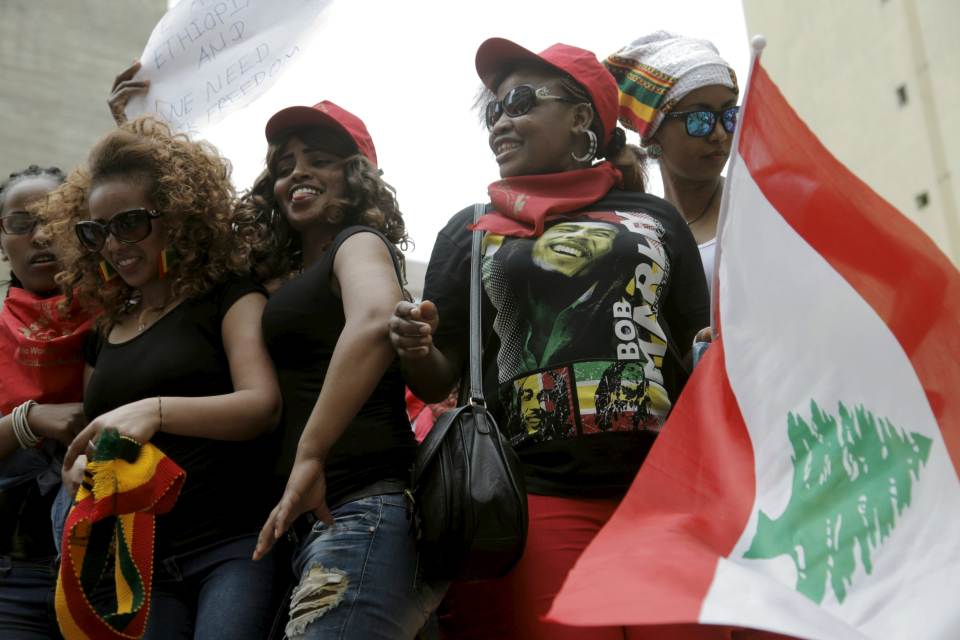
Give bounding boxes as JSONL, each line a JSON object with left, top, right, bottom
{"left": 546, "top": 54, "right": 960, "bottom": 638}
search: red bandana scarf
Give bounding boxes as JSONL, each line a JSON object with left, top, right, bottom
{"left": 0, "top": 287, "right": 94, "bottom": 415}
{"left": 471, "top": 162, "right": 623, "bottom": 238}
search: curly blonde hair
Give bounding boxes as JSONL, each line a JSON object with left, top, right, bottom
{"left": 233, "top": 127, "right": 410, "bottom": 283}
{"left": 43, "top": 116, "right": 250, "bottom": 324}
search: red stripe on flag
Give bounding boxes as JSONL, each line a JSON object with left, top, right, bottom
{"left": 547, "top": 338, "right": 755, "bottom": 626}
{"left": 739, "top": 62, "right": 960, "bottom": 476}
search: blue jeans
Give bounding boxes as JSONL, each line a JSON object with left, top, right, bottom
{"left": 144, "top": 533, "right": 289, "bottom": 640}
{"left": 0, "top": 556, "right": 62, "bottom": 640}
{"left": 287, "top": 493, "right": 447, "bottom": 639}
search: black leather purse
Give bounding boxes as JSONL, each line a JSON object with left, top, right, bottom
{"left": 408, "top": 204, "right": 528, "bottom": 581}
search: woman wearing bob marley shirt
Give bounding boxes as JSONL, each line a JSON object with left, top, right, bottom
{"left": 390, "top": 38, "right": 710, "bottom": 638}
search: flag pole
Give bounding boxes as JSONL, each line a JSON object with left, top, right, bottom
{"left": 711, "top": 34, "right": 766, "bottom": 337}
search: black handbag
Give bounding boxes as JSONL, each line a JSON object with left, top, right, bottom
{"left": 408, "top": 204, "right": 528, "bottom": 581}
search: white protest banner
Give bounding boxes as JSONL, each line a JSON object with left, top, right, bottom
{"left": 126, "top": 0, "right": 332, "bottom": 133}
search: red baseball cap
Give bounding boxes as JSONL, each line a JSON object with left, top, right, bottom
{"left": 264, "top": 100, "right": 378, "bottom": 167}
{"left": 475, "top": 38, "right": 619, "bottom": 146}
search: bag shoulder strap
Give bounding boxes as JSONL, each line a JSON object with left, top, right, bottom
{"left": 468, "top": 203, "right": 485, "bottom": 405}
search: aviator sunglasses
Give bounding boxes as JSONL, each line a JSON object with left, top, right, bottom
{"left": 0, "top": 212, "right": 41, "bottom": 235}
{"left": 75, "top": 208, "right": 162, "bottom": 252}
{"left": 485, "top": 85, "right": 581, "bottom": 130}
{"left": 664, "top": 106, "right": 740, "bottom": 138}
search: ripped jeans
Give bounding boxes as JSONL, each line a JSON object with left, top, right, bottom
{"left": 287, "top": 493, "right": 446, "bottom": 639}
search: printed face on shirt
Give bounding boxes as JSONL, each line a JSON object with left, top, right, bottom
{"left": 488, "top": 68, "right": 583, "bottom": 178}
{"left": 0, "top": 175, "right": 61, "bottom": 295}
{"left": 652, "top": 84, "right": 738, "bottom": 183}
{"left": 271, "top": 133, "right": 350, "bottom": 234}
{"left": 87, "top": 177, "right": 166, "bottom": 290}
{"left": 531, "top": 221, "right": 618, "bottom": 277}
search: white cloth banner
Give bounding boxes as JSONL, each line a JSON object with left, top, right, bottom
{"left": 126, "top": 0, "right": 331, "bottom": 133}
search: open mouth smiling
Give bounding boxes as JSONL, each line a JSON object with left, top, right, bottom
{"left": 289, "top": 184, "right": 324, "bottom": 203}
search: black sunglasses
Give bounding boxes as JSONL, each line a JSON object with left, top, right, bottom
{"left": 664, "top": 106, "right": 739, "bottom": 137}
{"left": 485, "top": 85, "right": 581, "bottom": 130}
{"left": 75, "top": 208, "right": 161, "bottom": 252}
{"left": 0, "top": 212, "right": 40, "bottom": 235}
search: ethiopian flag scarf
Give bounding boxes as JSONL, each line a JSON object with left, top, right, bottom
{"left": 56, "top": 430, "right": 185, "bottom": 640}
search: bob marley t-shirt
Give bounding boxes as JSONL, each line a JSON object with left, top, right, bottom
{"left": 425, "top": 190, "right": 709, "bottom": 498}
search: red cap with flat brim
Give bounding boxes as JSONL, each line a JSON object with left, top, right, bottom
{"left": 475, "top": 38, "right": 619, "bottom": 148}
{"left": 264, "top": 100, "right": 378, "bottom": 167}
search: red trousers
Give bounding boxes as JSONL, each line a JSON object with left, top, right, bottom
{"left": 439, "top": 494, "right": 790, "bottom": 640}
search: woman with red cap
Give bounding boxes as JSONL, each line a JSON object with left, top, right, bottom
{"left": 389, "top": 38, "right": 710, "bottom": 638}
{"left": 244, "top": 102, "right": 444, "bottom": 639}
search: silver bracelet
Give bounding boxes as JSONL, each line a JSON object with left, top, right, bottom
{"left": 11, "top": 400, "right": 40, "bottom": 449}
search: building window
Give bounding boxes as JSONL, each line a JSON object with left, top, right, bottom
{"left": 896, "top": 84, "right": 909, "bottom": 106}
{"left": 916, "top": 192, "right": 930, "bottom": 209}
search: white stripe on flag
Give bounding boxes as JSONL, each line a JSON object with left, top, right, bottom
{"left": 700, "top": 149, "right": 960, "bottom": 638}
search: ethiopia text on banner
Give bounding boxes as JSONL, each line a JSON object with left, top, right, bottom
{"left": 125, "top": 0, "right": 332, "bottom": 133}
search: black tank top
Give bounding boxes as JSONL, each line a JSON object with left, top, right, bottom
{"left": 262, "top": 226, "right": 416, "bottom": 507}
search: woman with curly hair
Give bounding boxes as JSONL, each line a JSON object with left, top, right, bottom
{"left": 245, "top": 101, "right": 444, "bottom": 639}
{"left": 0, "top": 165, "right": 91, "bottom": 639}
{"left": 44, "top": 117, "right": 285, "bottom": 639}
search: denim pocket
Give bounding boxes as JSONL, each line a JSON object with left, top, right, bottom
{"left": 310, "top": 496, "right": 381, "bottom": 535}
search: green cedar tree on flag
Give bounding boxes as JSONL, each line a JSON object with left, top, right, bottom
{"left": 546, "top": 41, "right": 960, "bottom": 640}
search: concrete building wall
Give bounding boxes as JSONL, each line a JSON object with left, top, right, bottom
{"left": 1, "top": 0, "right": 167, "bottom": 287}
{"left": 742, "top": 0, "right": 960, "bottom": 264}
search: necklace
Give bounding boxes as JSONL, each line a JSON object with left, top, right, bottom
{"left": 684, "top": 180, "right": 722, "bottom": 227}
{"left": 136, "top": 298, "right": 174, "bottom": 333}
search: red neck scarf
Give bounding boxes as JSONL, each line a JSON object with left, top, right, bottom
{"left": 471, "top": 162, "right": 623, "bottom": 238}
{"left": 0, "top": 287, "right": 94, "bottom": 415}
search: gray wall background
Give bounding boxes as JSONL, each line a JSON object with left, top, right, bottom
{"left": 1, "top": 0, "right": 167, "bottom": 285}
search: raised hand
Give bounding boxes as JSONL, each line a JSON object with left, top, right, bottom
{"left": 108, "top": 60, "right": 150, "bottom": 125}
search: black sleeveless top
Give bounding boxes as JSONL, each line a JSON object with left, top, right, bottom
{"left": 262, "top": 226, "right": 416, "bottom": 507}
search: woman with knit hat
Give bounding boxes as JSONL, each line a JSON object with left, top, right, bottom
{"left": 606, "top": 31, "right": 739, "bottom": 296}
{"left": 389, "top": 37, "right": 709, "bottom": 639}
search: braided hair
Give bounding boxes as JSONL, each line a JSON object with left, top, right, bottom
{"left": 1, "top": 165, "right": 66, "bottom": 290}
{"left": 0, "top": 165, "right": 65, "bottom": 211}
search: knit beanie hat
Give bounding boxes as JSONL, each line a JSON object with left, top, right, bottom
{"left": 605, "top": 31, "right": 737, "bottom": 142}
